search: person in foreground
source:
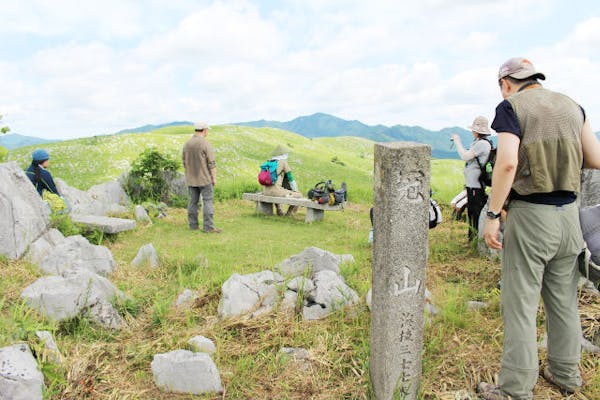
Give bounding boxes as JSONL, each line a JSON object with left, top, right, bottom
{"left": 25, "top": 149, "right": 60, "bottom": 196}
{"left": 479, "top": 58, "right": 600, "bottom": 400}
{"left": 182, "top": 121, "right": 221, "bottom": 233}
{"left": 451, "top": 116, "right": 492, "bottom": 241}
{"left": 261, "top": 145, "right": 302, "bottom": 216}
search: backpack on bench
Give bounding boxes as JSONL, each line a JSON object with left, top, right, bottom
{"left": 307, "top": 180, "right": 347, "bottom": 205}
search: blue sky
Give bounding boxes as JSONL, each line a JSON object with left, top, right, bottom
{"left": 1, "top": 0, "right": 599, "bottom": 139}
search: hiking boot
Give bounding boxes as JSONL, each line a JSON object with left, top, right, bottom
{"left": 541, "top": 366, "right": 580, "bottom": 394}
{"left": 477, "top": 382, "right": 512, "bottom": 400}
{"left": 203, "top": 227, "right": 222, "bottom": 234}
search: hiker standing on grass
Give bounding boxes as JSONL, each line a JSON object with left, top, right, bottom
{"left": 261, "top": 145, "right": 302, "bottom": 216}
{"left": 478, "top": 58, "right": 600, "bottom": 400}
{"left": 451, "top": 116, "right": 492, "bottom": 242}
{"left": 182, "top": 121, "right": 221, "bottom": 233}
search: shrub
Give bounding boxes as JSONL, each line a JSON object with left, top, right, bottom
{"left": 125, "top": 149, "right": 180, "bottom": 204}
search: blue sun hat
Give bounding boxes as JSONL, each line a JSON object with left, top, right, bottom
{"left": 32, "top": 149, "right": 49, "bottom": 162}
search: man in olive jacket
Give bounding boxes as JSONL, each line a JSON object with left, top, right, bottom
{"left": 182, "top": 121, "right": 221, "bottom": 233}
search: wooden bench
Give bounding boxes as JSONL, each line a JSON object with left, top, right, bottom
{"left": 242, "top": 192, "right": 345, "bottom": 223}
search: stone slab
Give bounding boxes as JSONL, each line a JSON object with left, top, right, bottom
{"left": 70, "top": 214, "right": 136, "bottom": 234}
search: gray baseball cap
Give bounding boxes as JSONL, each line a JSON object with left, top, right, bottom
{"left": 498, "top": 57, "right": 546, "bottom": 80}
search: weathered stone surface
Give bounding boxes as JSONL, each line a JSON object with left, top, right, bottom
{"left": 467, "top": 301, "right": 488, "bottom": 310}
{"left": 280, "top": 290, "right": 298, "bottom": 312}
{"left": 151, "top": 350, "right": 222, "bottom": 395}
{"left": 70, "top": 214, "right": 136, "bottom": 234}
{"left": 0, "top": 162, "right": 49, "bottom": 260}
{"left": 26, "top": 229, "right": 65, "bottom": 265}
{"left": 57, "top": 178, "right": 129, "bottom": 216}
{"left": 0, "top": 343, "right": 44, "bottom": 400}
{"left": 370, "top": 142, "right": 430, "bottom": 400}
{"left": 89, "top": 300, "right": 125, "bottom": 330}
{"left": 303, "top": 270, "right": 359, "bottom": 320}
{"left": 287, "top": 276, "right": 315, "bottom": 293}
{"left": 131, "top": 243, "right": 159, "bottom": 268}
{"left": 276, "top": 246, "right": 342, "bottom": 277}
{"left": 581, "top": 169, "right": 600, "bottom": 208}
{"left": 280, "top": 347, "right": 310, "bottom": 360}
{"left": 188, "top": 336, "right": 216, "bottom": 354}
{"left": 36, "top": 234, "right": 116, "bottom": 276}
{"left": 217, "top": 271, "right": 283, "bottom": 318}
{"left": 175, "top": 289, "right": 199, "bottom": 308}
{"left": 21, "top": 269, "right": 123, "bottom": 324}
{"left": 34, "top": 331, "right": 63, "bottom": 365}
{"left": 134, "top": 205, "right": 152, "bottom": 224}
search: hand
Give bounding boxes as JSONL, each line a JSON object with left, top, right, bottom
{"left": 484, "top": 218, "right": 502, "bottom": 250}
{"left": 451, "top": 134, "right": 460, "bottom": 142}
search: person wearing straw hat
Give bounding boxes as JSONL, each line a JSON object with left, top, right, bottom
{"left": 261, "top": 144, "right": 302, "bottom": 216}
{"left": 477, "top": 57, "right": 600, "bottom": 400}
{"left": 451, "top": 116, "right": 492, "bottom": 242}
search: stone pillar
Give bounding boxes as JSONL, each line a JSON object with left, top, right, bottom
{"left": 370, "top": 142, "right": 430, "bottom": 400}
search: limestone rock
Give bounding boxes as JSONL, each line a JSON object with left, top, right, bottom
{"left": 70, "top": 214, "right": 136, "bottom": 234}
{"left": 57, "top": 178, "right": 129, "bottom": 216}
{"left": 34, "top": 331, "right": 63, "bottom": 365}
{"left": 175, "top": 289, "right": 199, "bottom": 309}
{"left": 276, "top": 247, "right": 342, "bottom": 277}
{"left": 21, "top": 269, "right": 124, "bottom": 325}
{"left": 0, "top": 162, "right": 49, "bottom": 260}
{"left": 36, "top": 234, "right": 116, "bottom": 276}
{"left": 188, "top": 336, "right": 216, "bottom": 354}
{"left": 303, "top": 270, "right": 359, "bottom": 320}
{"left": 217, "top": 271, "right": 283, "bottom": 318}
{"left": 134, "top": 205, "right": 152, "bottom": 224}
{"left": 151, "top": 350, "right": 222, "bottom": 394}
{"left": 26, "top": 229, "right": 65, "bottom": 266}
{"left": 0, "top": 343, "right": 45, "bottom": 400}
{"left": 131, "top": 243, "right": 159, "bottom": 268}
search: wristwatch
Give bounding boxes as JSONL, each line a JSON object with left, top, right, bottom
{"left": 486, "top": 210, "right": 501, "bottom": 219}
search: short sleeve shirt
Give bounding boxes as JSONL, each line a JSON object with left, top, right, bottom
{"left": 464, "top": 139, "right": 491, "bottom": 188}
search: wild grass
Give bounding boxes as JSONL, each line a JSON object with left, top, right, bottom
{"left": 2, "top": 125, "right": 599, "bottom": 398}
{"left": 2, "top": 203, "right": 599, "bottom": 399}
{"left": 9, "top": 124, "right": 463, "bottom": 205}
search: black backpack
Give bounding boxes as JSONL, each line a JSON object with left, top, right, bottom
{"left": 475, "top": 138, "right": 496, "bottom": 188}
{"left": 307, "top": 180, "right": 347, "bottom": 205}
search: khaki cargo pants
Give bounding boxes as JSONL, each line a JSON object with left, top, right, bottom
{"left": 498, "top": 200, "right": 583, "bottom": 399}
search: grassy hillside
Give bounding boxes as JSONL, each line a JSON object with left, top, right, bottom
{"left": 9, "top": 124, "right": 465, "bottom": 205}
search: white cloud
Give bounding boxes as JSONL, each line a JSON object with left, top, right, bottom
{"left": 1, "top": 0, "right": 599, "bottom": 139}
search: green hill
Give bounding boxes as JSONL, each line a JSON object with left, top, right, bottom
{"left": 9, "top": 124, "right": 465, "bottom": 204}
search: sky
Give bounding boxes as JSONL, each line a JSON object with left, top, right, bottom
{"left": 1, "top": 0, "right": 599, "bottom": 140}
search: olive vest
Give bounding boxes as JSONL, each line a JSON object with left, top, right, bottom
{"left": 506, "top": 87, "right": 583, "bottom": 195}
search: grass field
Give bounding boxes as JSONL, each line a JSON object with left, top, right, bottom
{"left": 2, "top": 126, "right": 599, "bottom": 399}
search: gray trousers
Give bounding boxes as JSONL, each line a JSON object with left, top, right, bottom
{"left": 499, "top": 201, "right": 583, "bottom": 399}
{"left": 187, "top": 185, "right": 214, "bottom": 231}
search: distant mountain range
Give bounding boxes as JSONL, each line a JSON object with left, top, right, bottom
{"left": 3, "top": 113, "right": 599, "bottom": 160}
{"left": 115, "top": 121, "right": 193, "bottom": 134}
{"left": 0, "top": 134, "right": 57, "bottom": 150}
{"left": 234, "top": 112, "right": 472, "bottom": 159}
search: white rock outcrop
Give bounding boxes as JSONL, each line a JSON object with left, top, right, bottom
{"left": 0, "top": 343, "right": 45, "bottom": 400}
{"left": 0, "top": 162, "right": 49, "bottom": 260}
{"left": 151, "top": 350, "right": 222, "bottom": 395}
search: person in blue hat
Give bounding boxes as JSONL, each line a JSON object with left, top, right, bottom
{"left": 25, "top": 148, "right": 60, "bottom": 197}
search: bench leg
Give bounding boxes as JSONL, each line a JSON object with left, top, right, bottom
{"left": 305, "top": 208, "right": 324, "bottom": 223}
{"left": 256, "top": 201, "right": 273, "bottom": 216}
